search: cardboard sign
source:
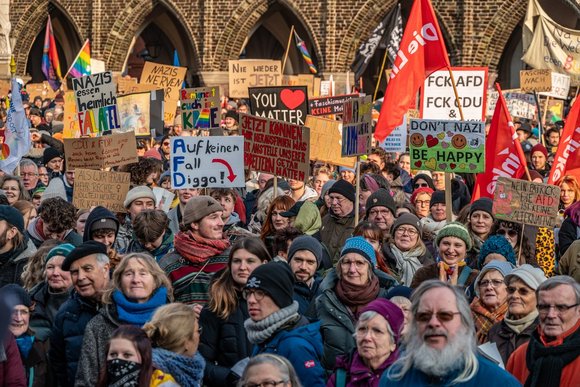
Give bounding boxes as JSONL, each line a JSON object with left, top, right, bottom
{"left": 180, "top": 87, "right": 221, "bottom": 130}
{"left": 228, "top": 60, "right": 282, "bottom": 98}
{"left": 140, "top": 62, "right": 187, "bottom": 125}
{"left": 171, "top": 136, "right": 245, "bottom": 189}
{"left": 341, "top": 96, "right": 373, "bottom": 157}
{"left": 26, "top": 82, "right": 58, "bottom": 101}
{"left": 308, "top": 94, "right": 359, "bottom": 116}
{"left": 380, "top": 115, "right": 408, "bottom": 153}
{"left": 240, "top": 113, "right": 310, "bottom": 181}
{"left": 117, "top": 92, "right": 153, "bottom": 136}
{"left": 64, "top": 131, "right": 138, "bottom": 169}
{"left": 305, "top": 115, "right": 356, "bottom": 168}
{"left": 73, "top": 169, "right": 130, "bottom": 212}
{"left": 249, "top": 86, "right": 309, "bottom": 126}
{"left": 421, "top": 67, "right": 488, "bottom": 121}
{"left": 71, "top": 71, "right": 121, "bottom": 136}
{"left": 486, "top": 90, "right": 536, "bottom": 119}
{"left": 409, "top": 119, "right": 485, "bottom": 173}
{"left": 0, "top": 80, "right": 10, "bottom": 97}
{"left": 281, "top": 74, "right": 320, "bottom": 98}
{"left": 539, "top": 72, "right": 571, "bottom": 99}
{"left": 63, "top": 90, "right": 81, "bottom": 138}
{"left": 546, "top": 99, "right": 564, "bottom": 124}
{"left": 520, "top": 69, "right": 552, "bottom": 92}
{"left": 493, "top": 177, "right": 560, "bottom": 227}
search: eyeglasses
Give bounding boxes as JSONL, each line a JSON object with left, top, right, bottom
{"left": 329, "top": 195, "right": 346, "bottom": 204}
{"left": 537, "top": 303, "right": 579, "bottom": 314}
{"left": 414, "top": 183, "right": 429, "bottom": 188}
{"left": 368, "top": 209, "right": 391, "bottom": 217}
{"left": 395, "top": 227, "right": 418, "bottom": 236}
{"left": 414, "top": 311, "right": 460, "bottom": 323}
{"left": 507, "top": 286, "right": 533, "bottom": 296}
{"left": 479, "top": 279, "right": 505, "bottom": 288}
{"left": 242, "top": 380, "right": 288, "bottom": 387}
{"left": 242, "top": 289, "right": 266, "bottom": 301}
{"left": 496, "top": 228, "right": 518, "bottom": 238}
{"left": 162, "top": 142, "right": 170, "bottom": 146}
{"left": 415, "top": 200, "right": 430, "bottom": 206}
{"left": 20, "top": 173, "right": 38, "bottom": 178}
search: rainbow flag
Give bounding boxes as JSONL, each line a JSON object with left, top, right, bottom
{"left": 68, "top": 39, "right": 91, "bottom": 78}
{"left": 294, "top": 31, "right": 317, "bottom": 74}
{"left": 195, "top": 109, "right": 211, "bottom": 128}
{"left": 41, "top": 15, "right": 62, "bottom": 91}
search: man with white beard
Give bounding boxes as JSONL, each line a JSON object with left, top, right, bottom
{"left": 380, "top": 280, "right": 521, "bottom": 386}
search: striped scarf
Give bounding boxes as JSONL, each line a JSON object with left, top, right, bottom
{"left": 470, "top": 297, "right": 508, "bottom": 344}
{"left": 174, "top": 230, "right": 230, "bottom": 264}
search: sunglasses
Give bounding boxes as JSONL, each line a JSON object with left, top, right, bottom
{"left": 496, "top": 228, "right": 518, "bottom": 238}
{"left": 414, "top": 183, "right": 429, "bottom": 188}
{"left": 415, "top": 311, "right": 460, "bottom": 323}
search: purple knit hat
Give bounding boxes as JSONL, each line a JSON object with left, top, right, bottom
{"left": 360, "top": 298, "right": 405, "bottom": 343}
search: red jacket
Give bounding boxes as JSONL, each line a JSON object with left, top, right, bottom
{"left": 0, "top": 333, "right": 26, "bottom": 387}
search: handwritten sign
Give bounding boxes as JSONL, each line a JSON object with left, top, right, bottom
{"left": 409, "top": 119, "right": 485, "bottom": 173}
{"left": 281, "top": 74, "right": 320, "bottom": 98}
{"left": 64, "top": 131, "right": 138, "bottom": 169}
{"left": 493, "top": 177, "right": 560, "bottom": 228}
{"left": 305, "top": 115, "right": 356, "bottom": 168}
{"left": 63, "top": 90, "right": 81, "bottom": 138}
{"left": 486, "top": 90, "right": 536, "bottom": 119}
{"left": 72, "top": 71, "right": 120, "bottom": 136}
{"left": 240, "top": 113, "right": 310, "bottom": 181}
{"left": 73, "top": 169, "right": 130, "bottom": 212}
{"left": 539, "top": 72, "right": 571, "bottom": 100}
{"left": 342, "top": 96, "right": 372, "bottom": 157}
{"left": 380, "top": 115, "right": 408, "bottom": 153}
{"left": 308, "top": 94, "right": 359, "bottom": 116}
{"left": 249, "top": 86, "right": 309, "bottom": 126}
{"left": 520, "top": 69, "right": 552, "bottom": 93}
{"left": 180, "top": 86, "right": 220, "bottom": 130}
{"left": 140, "top": 62, "right": 187, "bottom": 125}
{"left": 228, "top": 60, "right": 282, "bottom": 98}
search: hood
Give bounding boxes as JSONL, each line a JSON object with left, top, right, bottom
{"left": 294, "top": 201, "right": 322, "bottom": 235}
{"left": 225, "top": 211, "right": 241, "bottom": 226}
{"left": 297, "top": 185, "right": 319, "bottom": 201}
{"left": 83, "top": 206, "right": 120, "bottom": 242}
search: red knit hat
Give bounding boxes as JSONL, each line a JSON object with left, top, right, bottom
{"left": 531, "top": 143, "right": 548, "bottom": 159}
{"left": 410, "top": 187, "right": 434, "bottom": 205}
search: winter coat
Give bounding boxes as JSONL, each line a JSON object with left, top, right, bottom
{"left": 381, "top": 244, "right": 434, "bottom": 285}
{"left": 320, "top": 210, "right": 355, "bottom": 264}
{"left": 558, "top": 239, "right": 580, "bottom": 282}
{"left": 558, "top": 217, "right": 578, "bottom": 257}
{"left": 253, "top": 317, "right": 326, "bottom": 387}
{"left": 294, "top": 201, "right": 322, "bottom": 236}
{"left": 487, "top": 316, "right": 539, "bottom": 364}
{"left": 316, "top": 270, "right": 397, "bottom": 370}
{"left": 82, "top": 206, "right": 119, "bottom": 242}
{"left": 327, "top": 350, "right": 396, "bottom": 387}
{"left": 410, "top": 262, "right": 478, "bottom": 290}
{"left": 198, "top": 292, "right": 252, "bottom": 386}
{"left": 49, "top": 292, "right": 100, "bottom": 387}
{"left": 0, "top": 333, "right": 26, "bottom": 387}
{"left": 294, "top": 276, "right": 323, "bottom": 319}
{"left": 114, "top": 216, "right": 133, "bottom": 254}
{"left": 0, "top": 238, "right": 36, "bottom": 288}
{"left": 29, "top": 281, "right": 71, "bottom": 341}
{"left": 17, "top": 333, "right": 52, "bottom": 387}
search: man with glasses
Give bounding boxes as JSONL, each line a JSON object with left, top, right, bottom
{"left": 365, "top": 188, "right": 396, "bottom": 237}
{"left": 381, "top": 280, "right": 521, "bottom": 386}
{"left": 18, "top": 159, "right": 42, "bottom": 194}
{"left": 507, "top": 276, "right": 580, "bottom": 386}
{"left": 320, "top": 179, "right": 356, "bottom": 264}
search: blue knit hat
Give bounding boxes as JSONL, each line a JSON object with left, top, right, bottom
{"left": 478, "top": 235, "right": 517, "bottom": 268}
{"left": 45, "top": 243, "right": 75, "bottom": 264}
{"left": 474, "top": 260, "right": 515, "bottom": 297}
{"left": 341, "top": 236, "right": 376, "bottom": 267}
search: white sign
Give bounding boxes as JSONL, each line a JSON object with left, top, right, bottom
{"left": 486, "top": 90, "right": 536, "bottom": 119}
{"left": 421, "top": 67, "right": 488, "bottom": 121}
{"left": 171, "top": 136, "right": 245, "bottom": 189}
{"left": 539, "top": 72, "right": 571, "bottom": 100}
{"left": 380, "top": 115, "right": 407, "bottom": 153}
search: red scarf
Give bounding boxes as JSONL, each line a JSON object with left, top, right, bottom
{"left": 174, "top": 230, "right": 230, "bottom": 264}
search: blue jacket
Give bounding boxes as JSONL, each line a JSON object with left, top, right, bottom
{"left": 252, "top": 318, "right": 325, "bottom": 387}
{"left": 379, "top": 354, "right": 521, "bottom": 386}
{"left": 49, "top": 292, "right": 100, "bottom": 387}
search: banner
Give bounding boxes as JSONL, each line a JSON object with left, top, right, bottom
{"left": 520, "top": 69, "right": 551, "bottom": 92}
{"left": 170, "top": 136, "right": 245, "bottom": 189}
{"left": 64, "top": 131, "right": 138, "bottom": 169}
{"left": 539, "top": 72, "right": 571, "bottom": 99}
{"left": 140, "top": 62, "right": 187, "bottom": 126}
{"left": 547, "top": 96, "right": 580, "bottom": 184}
{"left": 180, "top": 86, "right": 221, "bottom": 130}
{"left": 71, "top": 71, "right": 120, "bottom": 136}
{"left": 229, "top": 60, "right": 282, "bottom": 98}
{"left": 41, "top": 15, "right": 62, "bottom": 91}
{"left": 305, "top": 115, "right": 356, "bottom": 168}
{"left": 486, "top": 90, "right": 536, "bottom": 120}
{"left": 249, "top": 86, "right": 309, "bottom": 126}
{"left": 240, "top": 113, "right": 310, "bottom": 182}
{"left": 493, "top": 177, "right": 560, "bottom": 228}
{"left": 73, "top": 169, "right": 130, "bottom": 212}
{"left": 308, "top": 94, "right": 359, "bottom": 116}
{"left": 0, "top": 79, "right": 30, "bottom": 174}
{"left": 409, "top": 119, "right": 485, "bottom": 173}
{"left": 342, "top": 96, "right": 373, "bottom": 157}
{"left": 421, "top": 67, "right": 488, "bottom": 120}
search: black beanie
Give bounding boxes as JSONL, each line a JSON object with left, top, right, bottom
{"left": 0, "top": 205, "right": 25, "bottom": 233}
{"left": 430, "top": 190, "right": 445, "bottom": 207}
{"left": 225, "top": 110, "right": 239, "bottom": 122}
{"left": 328, "top": 179, "right": 356, "bottom": 203}
{"left": 43, "top": 147, "right": 63, "bottom": 165}
{"left": 470, "top": 197, "right": 494, "bottom": 217}
{"left": 244, "top": 261, "right": 295, "bottom": 308}
{"left": 1, "top": 284, "right": 32, "bottom": 308}
{"left": 365, "top": 188, "right": 396, "bottom": 217}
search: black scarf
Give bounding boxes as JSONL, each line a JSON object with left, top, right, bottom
{"left": 524, "top": 325, "right": 580, "bottom": 387}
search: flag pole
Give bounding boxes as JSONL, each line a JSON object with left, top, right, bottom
{"left": 373, "top": 49, "right": 389, "bottom": 101}
{"left": 282, "top": 26, "right": 296, "bottom": 74}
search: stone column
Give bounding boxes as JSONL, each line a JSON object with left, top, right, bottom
{"left": 0, "top": 0, "right": 12, "bottom": 79}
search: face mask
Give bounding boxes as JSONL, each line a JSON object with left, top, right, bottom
{"left": 106, "top": 358, "right": 141, "bottom": 387}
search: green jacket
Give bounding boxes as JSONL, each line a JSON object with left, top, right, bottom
{"left": 320, "top": 211, "right": 355, "bottom": 264}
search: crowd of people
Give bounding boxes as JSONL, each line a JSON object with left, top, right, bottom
{"left": 0, "top": 84, "right": 579, "bottom": 387}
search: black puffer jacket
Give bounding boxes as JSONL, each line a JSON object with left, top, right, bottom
{"left": 29, "top": 281, "right": 71, "bottom": 341}
{"left": 0, "top": 238, "right": 36, "bottom": 288}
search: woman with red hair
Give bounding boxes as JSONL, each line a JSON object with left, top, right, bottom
{"left": 557, "top": 175, "right": 580, "bottom": 211}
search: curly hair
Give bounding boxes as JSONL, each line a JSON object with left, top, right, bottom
{"left": 21, "top": 240, "right": 63, "bottom": 291}
{"left": 121, "top": 157, "right": 164, "bottom": 187}
{"left": 39, "top": 197, "right": 76, "bottom": 233}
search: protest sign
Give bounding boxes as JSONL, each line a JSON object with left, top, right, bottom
{"left": 64, "top": 131, "right": 138, "bottom": 169}
{"left": 493, "top": 177, "right": 560, "bottom": 228}
{"left": 140, "top": 62, "right": 187, "bottom": 126}
{"left": 281, "top": 74, "right": 319, "bottom": 98}
{"left": 539, "top": 72, "right": 571, "bottom": 100}
{"left": 305, "top": 115, "right": 356, "bottom": 168}
{"left": 421, "top": 67, "right": 488, "bottom": 121}
{"left": 409, "top": 119, "right": 485, "bottom": 173}
{"left": 180, "top": 86, "right": 221, "bottom": 130}
{"left": 380, "top": 115, "right": 407, "bottom": 153}
{"left": 546, "top": 99, "right": 564, "bottom": 124}
{"left": 152, "top": 187, "right": 175, "bottom": 213}
{"left": 308, "top": 94, "right": 359, "bottom": 116}
{"left": 0, "top": 80, "right": 10, "bottom": 97}
{"left": 90, "top": 59, "right": 106, "bottom": 74}
{"left": 228, "top": 60, "right": 282, "bottom": 98}
{"left": 342, "top": 96, "right": 373, "bottom": 157}
{"left": 73, "top": 169, "right": 130, "bottom": 213}
{"left": 520, "top": 69, "right": 552, "bottom": 92}
{"left": 71, "top": 71, "right": 120, "bottom": 136}
{"left": 240, "top": 113, "right": 310, "bottom": 181}
{"left": 249, "top": 86, "right": 309, "bottom": 126}
{"left": 26, "top": 82, "right": 58, "bottom": 101}
{"left": 486, "top": 89, "right": 536, "bottom": 119}
{"left": 63, "top": 90, "right": 81, "bottom": 138}
{"left": 171, "top": 136, "right": 245, "bottom": 189}
{"left": 117, "top": 92, "right": 151, "bottom": 136}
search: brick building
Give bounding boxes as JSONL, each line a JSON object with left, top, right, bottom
{"left": 1, "top": 0, "right": 579, "bottom": 94}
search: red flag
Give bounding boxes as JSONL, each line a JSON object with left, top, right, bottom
{"left": 374, "top": 0, "right": 450, "bottom": 141}
{"left": 547, "top": 97, "right": 580, "bottom": 185}
{"left": 472, "top": 84, "right": 528, "bottom": 201}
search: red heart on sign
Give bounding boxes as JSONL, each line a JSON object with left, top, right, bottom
{"left": 280, "top": 89, "right": 306, "bottom": 110}
{"left": 426, "top": 135, "right": 439, "bottom": 148}
{"left": 450, "top": 163, "right": 457, "bottom": 169}
{"left": 414, "top": 160, "right": 422, "bottom": 168}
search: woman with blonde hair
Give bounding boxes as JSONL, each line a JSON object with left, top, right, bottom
{"left": 144, "top": 303, "right": 206, "bottom": 387}
{"left": 75, "top": 253, "right": 172, "bottom": 386}
{"left": 12, "top": 200, "right": 37, "bottom": 230}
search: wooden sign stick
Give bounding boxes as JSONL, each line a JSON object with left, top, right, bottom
{"left": 354, "top": 156, "right": 361, "bottom": 225}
